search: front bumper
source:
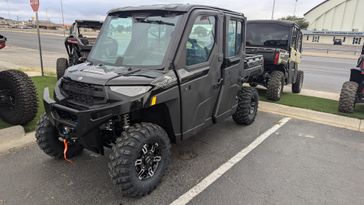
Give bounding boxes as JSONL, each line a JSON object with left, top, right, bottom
{"left": 43, "top": 87, "right": 123, "bottom": 152}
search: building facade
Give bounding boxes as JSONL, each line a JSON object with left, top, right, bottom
{"left": 304, "top": 0, "right": 364, "bottom": 46}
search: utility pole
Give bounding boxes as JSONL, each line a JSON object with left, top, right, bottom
{"left": 60, "top": 0, "right": 65, "bottom": 37}
{"left": 293, "top": 0, "right": 298, "bottom": 16}
{"left": 271, "top": 0, "right": 276, "bottom": 20}
{"left": 6, "top": 0, "right": 12, "bottom": 32}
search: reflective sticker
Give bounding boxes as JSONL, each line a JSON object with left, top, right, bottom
{"left": 151, "top": 96, "right": 157, "bottom": 106}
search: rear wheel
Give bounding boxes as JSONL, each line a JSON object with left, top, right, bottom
{"left": 109, "top": 123, "right": 171, "bottom": 198}
{"left": 56, "top": 58, "right": 68, "bottom": 80}
{"left": 338, "top": 81, "right": 358, "bottom": 113}
{"left": 292, "top": 70, "right": 304, "bottom": 93}
{"left": 35, "top": 114, "right": 83, "bottom": 159}
{"left": 266, "top": 71, "right": 284, "bottom": 101}
{"left": 233, "top": 87, "right": 259, "bottom": 125}
{"left": 0, "top": 70, "right": 38, "bottom": 125}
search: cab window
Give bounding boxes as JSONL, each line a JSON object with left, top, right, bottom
{"left": 227, "top": 20, "right": 243, "bottom": 57}
{"left": 186, "top": 16, "right": 216, "bottom": 66}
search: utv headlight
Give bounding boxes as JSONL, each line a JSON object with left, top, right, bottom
{"left": 110, "top": 86, "right": 152, "bottom": 97}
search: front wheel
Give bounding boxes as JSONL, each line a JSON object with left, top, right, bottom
{"left": 56, "top": 58, "right": 68, "bottom": 80}
{"left": 338, "top": 81, "right": 358, "bottom": 113}
{"left": 35, "top": 114, "right": 83, "bottom": 159}
{"left": 233, "top": 87, "right": 259, "bottom": 125}
{"left": 108, "top": 123, "right": 171, "bottom": 198}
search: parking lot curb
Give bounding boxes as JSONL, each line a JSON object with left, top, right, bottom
{"left": 0, "top": 126, "right": 25, "bottom": 143}
{"left": 259, "top": 101, "right": 363, "bottom": 132}
{"left": 0, "top": 130, "right": 35, "bottom": 154}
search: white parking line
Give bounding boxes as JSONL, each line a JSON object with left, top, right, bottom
{"left": 170, "top": 117, "right": 291, "bottom": 205}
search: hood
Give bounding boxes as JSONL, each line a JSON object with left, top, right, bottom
{"left": 65, "top": 63, "right": 166, "bottom": 86}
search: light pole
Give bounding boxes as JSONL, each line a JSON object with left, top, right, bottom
{"left": 293, "top": 0, "right": 298, "bottom": 16}
{"left": 271, "top": 0, "right": 276, "bottom": 20}
{"left": 60, "top": 0, "right": 65, "bottom": 37}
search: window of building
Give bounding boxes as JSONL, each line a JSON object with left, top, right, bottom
{"left": 227, "top": 20, "right": 243, "bottom": 57}
{"left": 186, "top": 16, "right": 216, "bottom": 66}
{"left": 312, "top": 35, "right": 320, "bottom": 43}
{"left": 343, "top": 37, "right": 346, "bottom": 42}
{"left": 353, "top": 37, "right": 362, "bottom": 45}
{"left": 306, "top": 35, "right": 309, "bottom": 41}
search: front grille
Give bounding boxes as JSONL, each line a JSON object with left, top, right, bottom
{"left": 61, "top": 77, "right": 106, "bottom": 106}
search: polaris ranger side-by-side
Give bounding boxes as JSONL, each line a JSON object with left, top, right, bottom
{"left": 338, "top": 44, "right": 364, "bottom": 113}
{"left": 0, "top": 35, "right": 38, "bottom": 125}
{"left": 56, "top": 20, "right": 103, "bottom": 79}
{"left": 246, "top": 20, "right": 304, "bottom": 101}
{"left": 35, "top": 5, "right": 264, "bottom": 197}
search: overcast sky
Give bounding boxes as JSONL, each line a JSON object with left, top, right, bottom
{"left": 0, "top": 0, "right": 323, "bottom": 24}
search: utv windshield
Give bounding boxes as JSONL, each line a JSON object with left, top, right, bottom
{"left": 88, "top": 12, "right": 182, "bottom": 68}
{"left": 246, "top": 23, "right": 290, "bottom": 50}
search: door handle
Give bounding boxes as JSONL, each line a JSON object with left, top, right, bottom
{"left": 213, "top": 78, "right": 224, "bottom": 89}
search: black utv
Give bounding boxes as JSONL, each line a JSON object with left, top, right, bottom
{"left": 35, "top": 4, "right": 264, "bottom": 197}
{"left": 338, "top": 46, "right": 364, "bottom": 113}
{"left": 246, "top": 20, "right": 304, "bottom": 101}
{"left": 56, "top": 20, "right": 103, "bottom": 79}
{"left": 0, "top": 35, "right": 38, "bottom": 125}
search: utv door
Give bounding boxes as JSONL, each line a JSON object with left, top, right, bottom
{"left": 213, "top": 16, "right": 245, "bottom": 122}
{"left": 174, "top": 10, "right": 223, "bottom": 139}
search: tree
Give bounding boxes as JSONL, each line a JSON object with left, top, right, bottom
{"left": 278, "top": 16, "right": 309, "bottom": 30}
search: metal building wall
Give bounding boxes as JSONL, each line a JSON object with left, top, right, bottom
{"left": 305, "top": 0, "right": 364, "bottom": 32}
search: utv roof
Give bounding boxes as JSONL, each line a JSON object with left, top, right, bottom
{"left": 248, "top": 20, "right": 298, "bottom": 27}
{"left": 108, "top": 4, "right": 244, "bottom": 17}
{"left": 74, "top": 20, "right": 103, "bottom": 29}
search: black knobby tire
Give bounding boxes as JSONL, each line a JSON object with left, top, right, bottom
{"left": 338, "top": 81, "right": 358, "bottom": 113}
{"left": 109, "top": 123, "right": 171, "bottom": 198}
{"left": 292, "top": 70, "right": 304, "bottom": 93}
{"left": 266, "top": 71, "right": 284, "bottom": 101}
{"left": 232, "top": 87, "right": 259, "bottom": 125}
{"left": 35, "top": 114, "right": 83, "bottom": 159}
{"left": 0, "top": 70, "right": 38, "bottom": 125}
{"left": 56, "top": 58, "right": 68, "bottom": 80}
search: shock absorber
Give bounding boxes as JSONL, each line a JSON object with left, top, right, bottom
{"left": 122, "top": 114, "right": 130, "bottom": 130}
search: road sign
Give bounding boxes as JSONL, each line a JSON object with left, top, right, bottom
{"left": 30, "top": 0, "right": 40, "bottom": 12}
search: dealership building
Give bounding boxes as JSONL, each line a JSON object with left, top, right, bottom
{"left": 303, "top": 0, "right": 364, "bottom": 46}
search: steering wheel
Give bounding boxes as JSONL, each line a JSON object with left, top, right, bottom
{"left": 188, "top": 38, "right": 203, "bottom": 50}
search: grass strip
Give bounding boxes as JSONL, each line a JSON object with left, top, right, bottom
{"left": 258, "top": 89, "right": 364, "bottom": 120}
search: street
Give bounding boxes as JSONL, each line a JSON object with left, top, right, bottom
{"left": 0, "top": 30, "right": 65, "bottom": 53}
{"left": 300, "top": 56, "right": 356, "bottom": 93}
{"left": 0, "top": 112, "right": 363, "bottom": 205}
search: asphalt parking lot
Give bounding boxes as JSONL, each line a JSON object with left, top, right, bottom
{"left": 0, "top": 112, "right": 363, "bottom": 205}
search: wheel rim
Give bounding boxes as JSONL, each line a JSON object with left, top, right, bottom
{"left": 135, "top": 142, "right": 162, "bottom": 181}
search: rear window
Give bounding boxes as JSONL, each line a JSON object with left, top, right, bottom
{"left": 246, "top": 23, "right": 290, "bottom": 50}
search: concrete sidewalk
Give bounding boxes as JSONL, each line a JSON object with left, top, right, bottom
{"left": 303, "top": 51, "right": 359, "bottom": 60}
{"left": 283, "top": 86, "right": 339, "bottom": 101}
{"left": 259, "top": 101, "right": 363, "bottom": 132}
